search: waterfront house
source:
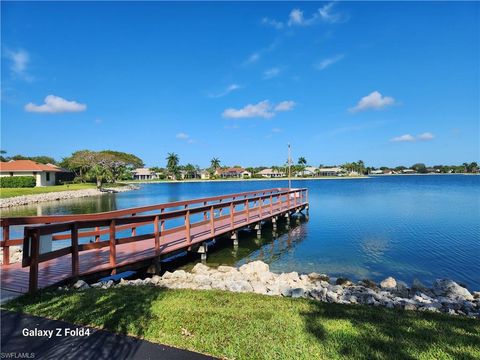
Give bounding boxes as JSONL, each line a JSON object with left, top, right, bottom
{"left": 257, "top": 168, "right": 286, "bottom": 178}
{"left": 296, "top": 166, "right": 318, "bottom": 177}
{"left": 402, "top": 169, "right": 416, "bottom": 174}
{"left": 216, "top": 167, "right": 252, "bottom": 178}
{"left": 132, "top": 168, "right": 158, "bottom": 180}
{"left": 200, "top": 170, "right": 211, "bottom": 180}
{"left": 370, "top": 169, "right": 384, "bottom": 175}
{"left": 0, "top": 160, "right": 66, "bottom": 186}
{"left": 318, "top": 167, "right": 344, "bottom": 176}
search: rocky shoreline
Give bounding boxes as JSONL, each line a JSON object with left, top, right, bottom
{"left": 68, "top": 261, "right": 480, "bottom": 318}
{"left": 0, "top": 185, "right": 138, "bottom": 209}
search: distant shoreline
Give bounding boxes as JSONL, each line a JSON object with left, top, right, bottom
{"left": 123, "top": 176, "right": 371, "bottom": 184}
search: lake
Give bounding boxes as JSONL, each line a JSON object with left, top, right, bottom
{"left": 3, "top": 175, "right": 479, "bottom": 289}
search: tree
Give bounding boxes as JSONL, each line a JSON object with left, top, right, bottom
{"left": 166, "top": 153, "right": 180, "bottom": 179}
{"left": 467, "top": 162, "right": 478, "bottom": 173}
{"left": 184, "top": 163, "right": 197, "bottom": 179}
{"left": 210, "top": 157, "right": 221, "bottom": 170}
{"left": 298, "top": 157, "right": 307, "bottom": 166}
{"left": 0, "top": 150, "right": 7, "bottom": 162}
{"left": 411, "top": 163, "right": 427, "bottom": 173}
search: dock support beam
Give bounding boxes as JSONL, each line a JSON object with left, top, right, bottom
{"left": 198, "top": 241, "right": 208, "bottom": 261}
{"left": 255, "top": 222, "right": 262, "bottom": 237}
{"left": 231, "top": 231, "right": 239, "bottom": 247}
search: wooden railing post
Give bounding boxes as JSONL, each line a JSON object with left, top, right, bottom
{"left": 294, "top": 190, "right": 297, "bottom": 207}
{"left": 28, "top": 230, "right": 39, "bottom": 294}
{"left": 109, "top": 219, "right": 116, "bottom": 274}
{"left": 186, "top": 210, "right": 191, "bottom": 244}
{"left": 131, "top": 213, "right": 137, "bottom": 236}
{"left": 95, "top": 226, "right": 100, "bottom": 242}
{"left": 246, "top": 199, "right": 250, "bottom": 222}
{"left": 219, "top": 199, "right": 223, "bottom": 216}
{"left": 154, "top": 215, "right": 160, "bottom": 255}
{"left": 71, "top": 223, "right": 79, "bottom": 280}
{"left": 203, "top": 201, "right": 207, "bottom": 221}
{"left": 270, "top": 194, "right": 273, "bottom": 215}
{"left": 210, "top": 206, "right": 215, "bottom": 235}
{"left": 287, "top": 191, "right": 291, "bottom": 209}
{"left": 230, "top": 202, "right": 234, "bottom": 228}
{"left": 3, "top": 225, "right": 10, "bottom": 265}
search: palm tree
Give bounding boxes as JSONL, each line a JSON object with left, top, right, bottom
{"left": 210, "top": 157, "right": 221, "bottom": 170}
{"left": 298, "top": 157, "right": 307, "bottom": 166}
{"left": 358, "top": 160, "right": 365, "bottom": 175}
{"left": 166, "top": 153, "right": 180, "bottom": 179}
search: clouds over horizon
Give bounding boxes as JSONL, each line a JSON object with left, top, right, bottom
{"left": 222, "top": 100, "right": 296, "bottom": 119}
{"left": 391, "top": 132, "right": 435, "bottom": 143}
{"left": 349, "top": 91, "right": 396, "bottom": 113}
{"left": 25, "top": 95, "right": 86, "bottom": 113}
{"left": 176, "top": 132, "right": 195, "bottom": 144}
{"left": 208, "top": 84, "right": 241, "bottom": 98}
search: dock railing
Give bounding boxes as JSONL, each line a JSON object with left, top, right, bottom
{"left": 2, "top": 188, "right": 308, "bottom": 293}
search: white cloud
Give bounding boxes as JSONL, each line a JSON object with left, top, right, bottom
{"left": 208, "top": 84, "right": 241, "bottom": 98}
{"left": 176, "top": 132, "right": 195, "bottom": 144}
{"left": 243, "top": 40, "right": 279, "bottom": 66}
{"left": 25, "top": 95, "right": 86, "bottom": 113}
{"left": 391, "top": 132, "right": 435, "bottom": 143}
{"left": 222, "top": 100, "right": 295, "bottom": 119}
{"left": 245, "top": 52, "right": 260, "bottom": 65}
{"left": 288, "top": 9, "right": 305, "bottom": 26}
{"left": 318, "top": 2, "right": 343, "bottom": 23}
{"left": 418, "top": 132, "right": 435, "bottom": 141}
{"left": 286, "top": 2, "right": 346, "bottom": 27}
{"left": 274, "top": 100, "right": 296, "bottom": 112}
{"left": 263, "top": 67, "right": 281, "bottom": 79}
{"left": 316, "top": 54, "right": 344, "bottom": 70}
{"left": 261, "top": 17, "right": 284, "bottom": 29}
{"left": 349, "top": 91, "right": 396, "bottom": 113}
{"left": 5, "top": 49, "right": 33, "bottom": 81}
{"left": 391, "top": 134, "right": 415, "bottom": 142}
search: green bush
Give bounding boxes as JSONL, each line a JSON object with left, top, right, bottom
{"left": 0, "top": 176, "right": 36, "bottom": 188}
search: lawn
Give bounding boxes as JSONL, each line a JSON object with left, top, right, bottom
{"left": 0, "top": 183, "right": 125, "bottom": 198}
{"left": 4, "top": 287, "right": 479, "bottom": 360}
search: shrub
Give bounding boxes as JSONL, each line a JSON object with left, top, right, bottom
{"left": 0, "top": 176, "right": 36, "bottom": 188}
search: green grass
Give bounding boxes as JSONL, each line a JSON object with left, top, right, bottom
{"left": 0, "top": 183, "right": 127, "bottom": 198}
{"left": 4, "top": 287, "right": 479, "bottom": 359}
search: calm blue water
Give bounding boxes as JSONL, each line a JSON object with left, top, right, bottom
{"left": 3, "top": 175, "right": 479, "bottom": 289}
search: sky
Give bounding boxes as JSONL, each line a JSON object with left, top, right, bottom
{"left": 1, "top": 1, "right": 479, "bottom": 168}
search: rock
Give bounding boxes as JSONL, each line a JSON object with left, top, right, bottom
{"left": 290, "top": 288, "right": 305, "bottom": 298}
{"left": 250, "top": 281, "right": 268, "bottom": 294}
{"left": 359, "top": 279, "right": 377, "bottom": 289}
{"left": 380, "top": 277, "right": 397, "bottom": 289}
{"left": 473, "top": 292, "right": 480, "bottom": 299}
{"left": 171, "top": 270, "right": 188, "bottom": 279}
{"left": 412, "top": 279, "right": 429, "bottom": 293}
{"left": 217, "top": 265, "right": 236, "bottom": 273}
{"left": 73, "top": 280, "right": 89, "bottom": 290}
{"left": 432, "top": 279, "right": 473, "bottom": 301}
{"left": 326, "top": 291, "right": 338, "bottom": 303}
{"left": 239, "top": 261, "right": 269, "bottom": 275}
{"left": 225, "top": 280, "right": 253, "bottom": 293}
{"left": 404, "top": 303, "right": 417, "bottom": 311}
{"left": 162, "top": 271, "right": 173, "bottom": 280}
{"left": 193, "top": 274, "right": 211, "bottom": 286}
{"left": 192, "top": 263, "right": 210, "bottom": 274}
{"left": 91, "top": 282, "right": 102, "bottom": 288}
{"left": 308, "top": 272, "right": 329, "bottom": 282}
{"left": 335, "top": 277, "right": 352, "bottom": 286}
{"left": 151, "top": 275, "right": 162, "bottom": 284}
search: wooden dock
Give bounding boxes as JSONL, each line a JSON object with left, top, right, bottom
{"left": 1, "top": 188, "right": 308, "bottom": 294}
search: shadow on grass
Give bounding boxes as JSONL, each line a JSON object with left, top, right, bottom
{"left": 3, "top": 286, "right": 166, "bottom": 359}
{"left": 301, "top": 300, "right": 480, "bottom": 360}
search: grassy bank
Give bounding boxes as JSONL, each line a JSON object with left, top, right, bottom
{"left": 4, "top": 287, "right": 479, "bottom": 359}
{"left": 0, "top": 183, "right": 129, "bottom": 199}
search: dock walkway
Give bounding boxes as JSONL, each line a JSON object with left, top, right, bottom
{"left": 1, "top": 188, "right": 308, "bottom": 294}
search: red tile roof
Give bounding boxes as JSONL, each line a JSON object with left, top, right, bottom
{"left": 0, "top": 160, "right": 63, "bottom": 172}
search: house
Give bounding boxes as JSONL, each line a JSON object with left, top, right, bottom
{"left": 296, "top": 166, "right": 318, "bottom": 177}
{"left": 318, "top": 167, "right": 344, "bottom": 176}
{"left": 426, "top": 168, "right": 440, "bottom": 173}
{"left": 132, "top": 168, "right": 158, "bottom": 180}
{"left": 370, "top": 169, "right": 384, "bottom": 175}
{"left": 257, "top": 168, "right": 285, "bottom": 178}
{"left": 216, "top": 167, "right": 251, "bottom": 178}
{"left": 0, "top": 160, "right": 66, "bottom": 186}
{"left": 402, "top": 169, "right": 416, "bottom": 174}
{"left": 200, "top": 170, "right": 211, "bottom": 180}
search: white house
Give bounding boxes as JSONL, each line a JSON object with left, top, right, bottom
{"left": 318, "top": 167, "right": 344, "bottom": 176}
{"left": 132, "top": 168, "right": 158, "bottom": 180}
{"left": 257, "top": 168, "right": 285, "bottom": 178}
{"left": 216, "top": 167, "right": 251, "bottom": 178}
{"left": 296, "top": 166, "right": 318, "bottom": 177}
{"left": 0, "top": 160, "right": 64, "bottom": 186}
{"left": 370, "top": 169, "right": 384, "bottom": 175}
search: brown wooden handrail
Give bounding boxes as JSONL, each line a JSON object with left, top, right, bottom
{"left": 1, "top": 187, "right": 294, "bottom": 264}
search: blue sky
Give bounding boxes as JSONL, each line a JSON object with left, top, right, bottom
{"left": 1, "top": 1, "right": 479, "bottom": 168}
